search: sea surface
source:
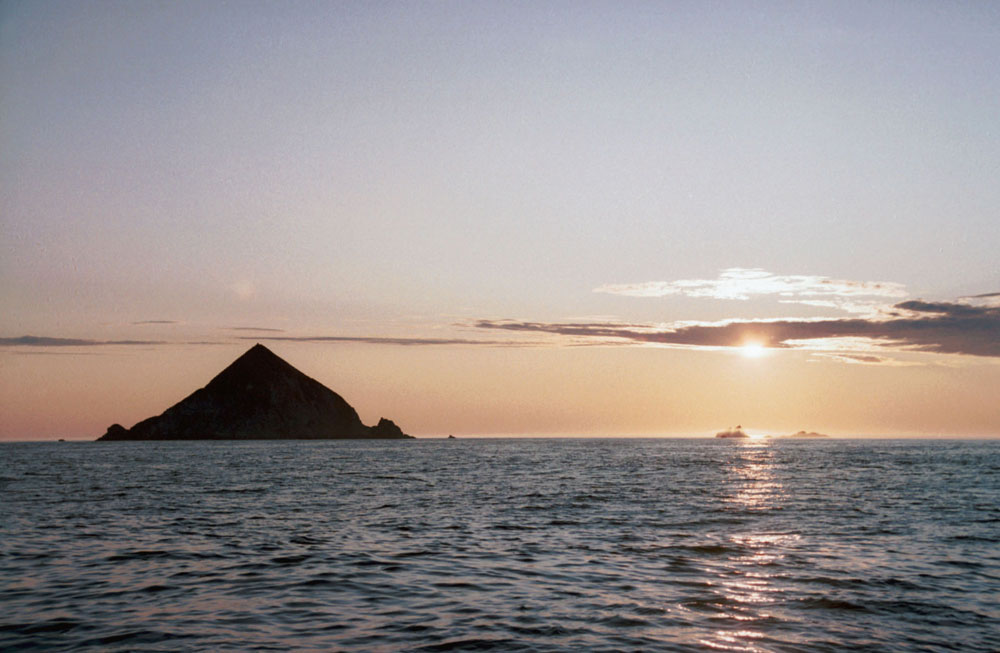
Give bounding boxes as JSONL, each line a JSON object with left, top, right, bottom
{"left": 1, "top": 438, "right": 998, "bottom": 652}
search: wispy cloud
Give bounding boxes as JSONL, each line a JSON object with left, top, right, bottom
{"left": 227, "top": 326, "right": 287, "bottom": 333}
{"left": 132, "top": 320, "right": 179, "bottom": 325}
{"left": 818, "top": 353, "right": 888, "bottom": 364}
{"left": 0, "top": 336, "right": 164, "bottom": 347}
{"left": 595, "top": 268, "right": 908, "bottom": 309}
{"left": 776, "top": 299, "right": 880, "bottom": 314}
{"left": 1, "top": 333, "right": 539, "bottom": 350}
{"left": 474, "top": 298, "right": 1000, "bottom": 360}
{"left": 808, "top": 352, "right": 921, "bottom": 366}
{"left": 959, "top": 291, "right": 1000, "bottom": 307}
{"left": 238, "top": 335, "right": 536, "bottom": 347}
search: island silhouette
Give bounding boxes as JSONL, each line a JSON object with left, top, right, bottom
{"left": 778, "top": 430, "right": 829, "bottom": 438}
{"left": 98, "top": 343, "right": 412, "bottom": 440}
{"left": 715, "top": 425, "right": 749, "bottom": 438}
{"left": 714, "top": 426, "right": 830, "bottom": 439}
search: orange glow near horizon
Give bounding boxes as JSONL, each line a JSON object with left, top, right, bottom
{"left": 2, "top": 342, "right": 1000, "bottom": 440}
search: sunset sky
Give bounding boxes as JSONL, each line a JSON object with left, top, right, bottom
{"left": 2, "top": 1, "right": 998, "bottom": 440}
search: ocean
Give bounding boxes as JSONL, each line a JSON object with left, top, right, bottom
{"left": 1, "top": 438, "right": 997, "bottom": 652}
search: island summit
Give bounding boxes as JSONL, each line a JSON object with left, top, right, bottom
{"left": 98, "top": 344, "right": 412, "bottom": 440}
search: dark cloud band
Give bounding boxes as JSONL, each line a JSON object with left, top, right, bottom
{"left": 237, "top": 335, "right": 534, "bottom": 347}
{"left": 0, "top": 336, "right": 164, "bottom": 347}
{"left": 475, "top": 299, "right": 1000, "bottom": 358}
{"left": 227, "top": 327, "right": 287, "bottom": 333}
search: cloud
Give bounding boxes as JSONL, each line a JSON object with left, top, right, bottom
{"left": 238, "top": 335, "right": 536, "bottom": 347}
{"left": 227, "top": 326, "right": 287, "bottom": 333}
{"left": 595, "top": 268, "right": 908, "bottom": 307}
{"left": 474, "top": 298, "right": 1000, "bottom": 359}
{"left": 0, "top": 336, "right": 164, "bottom": 347}
{"left": 132, "top": 320, "right": 179, "bottom": 325}
{"left": 895, "top": 300, "right": 989, "bottom": 316}
{"left": 822, "top": 353, "right": 887, "bottom": 364}
{"left": 808, "top": 353, "right": 921, "bottom": 366}
{"left": 959, "top": 291, "right": 1000, "bottom": 308}
{"left": 1, "top": 333, "right": 542, "bottom": 350}
{"left": 777, "top": 299, "right": 879, "bottom": 314}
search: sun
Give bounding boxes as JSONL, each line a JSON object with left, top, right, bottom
{"left": 740, "top": 342, "right": 767, "bottom": 358}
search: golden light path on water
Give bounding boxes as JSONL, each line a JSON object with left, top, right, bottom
{"left": 698, "top": 440, "right": 797, "bottom": 652}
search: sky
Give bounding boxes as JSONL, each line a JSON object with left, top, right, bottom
{"left": 1, "top": 1, "right": 998, "bottom": 440}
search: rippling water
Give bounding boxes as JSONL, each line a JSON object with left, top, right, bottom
{"left": 2, "top": 438, "right": 998, "bottom": 651}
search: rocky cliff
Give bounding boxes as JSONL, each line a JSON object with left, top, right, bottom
{"left": 98, "top": 344, "right": 412, "bottom": 440}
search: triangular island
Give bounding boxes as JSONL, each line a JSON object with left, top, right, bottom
{"left": 98, "top": 344, "right": 412, "bottom": 440}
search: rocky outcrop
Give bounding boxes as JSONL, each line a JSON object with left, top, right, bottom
{"left": 715, "top": 425, "right": 749, "bottom": 438}
{"left": 369, "top": 417, "right": 407, "bottom": 439}
{"left": 98, "top": 344, "right": 413, "bottom": 440}
{"left": 103, "top": 424, "right": 129, "bottom": 439}
{"left": 780, "top": 430, "right": 829, "bottom": 438}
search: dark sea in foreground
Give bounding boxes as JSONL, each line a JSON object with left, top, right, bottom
{"left": 2, "top": 439, "right": 998, "bottom": 652}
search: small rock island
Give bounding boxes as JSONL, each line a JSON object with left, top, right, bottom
{"left": 715, "top": 425, "right": 749, "bottom": 438}
{"left": 98, "top": 344, "right": 412, "bottom": 440}
{"left": 779, "top": 430, "right": 829, "bottom": 439}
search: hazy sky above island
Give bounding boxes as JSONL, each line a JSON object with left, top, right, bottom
{"left": 2, "top": 1, "right": 998, "bottom": 440}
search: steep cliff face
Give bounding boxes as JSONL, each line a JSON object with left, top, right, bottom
{"left": 98, "top": 344, "right": 412, "bottom": 440}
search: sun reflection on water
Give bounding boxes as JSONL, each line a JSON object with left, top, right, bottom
{"left": 720, "top": 439, "right": 785, "bottom": 511}
{"left": 700, "top": 629, "right": 768, "bottom": 652}
{"left": 695, "top": 440, "right": 797, "bottom": 652}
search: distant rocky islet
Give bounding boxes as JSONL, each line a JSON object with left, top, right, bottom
{"left": 781, "top": 430, "right": 829, "bottom": 438}
{"left": 99, "top": 344, "right": 412, "bottom": 441}
{"left": 715, "top": 426, "right": 830, "bottom": 439}
{"left": 715, "top": 425, "right": 749, "bottom": 438}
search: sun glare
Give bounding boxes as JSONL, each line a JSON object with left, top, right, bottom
{"left": 740, "top": 342, "right": 767, "bottom": 358}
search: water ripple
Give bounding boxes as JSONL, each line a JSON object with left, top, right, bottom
{"left": 1, "top": 438, "right": 998, "bottom": 651}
